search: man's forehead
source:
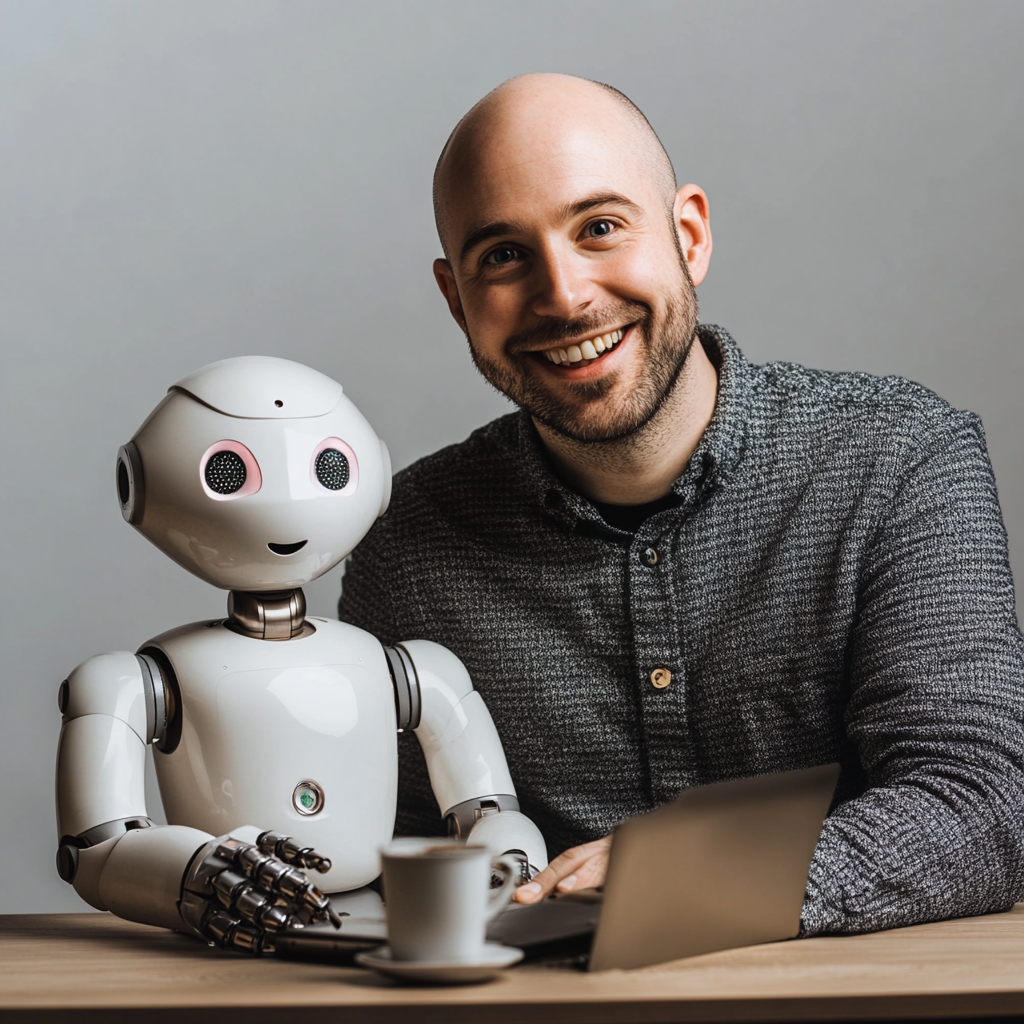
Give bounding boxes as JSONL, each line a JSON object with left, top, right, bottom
{"left": 436, "top": 75, "right": 676, "bottom": 257}
{"left": 447, "top": 125, "right": 656, "bottom": 238}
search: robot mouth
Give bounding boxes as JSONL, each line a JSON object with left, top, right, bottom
{"left": 267, "top": 540, "right": 308, "bottom": 556}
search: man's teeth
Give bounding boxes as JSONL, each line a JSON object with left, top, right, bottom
{"left": 544, "top": 328, "right": 624, "bottom": 365}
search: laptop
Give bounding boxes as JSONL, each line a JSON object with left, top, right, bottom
{"left": 276, "top": 762, "right": 839, "bottom": 971}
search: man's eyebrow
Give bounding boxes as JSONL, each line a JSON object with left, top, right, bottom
{"left": 457, "top": 193, "right": 644, "bottom": 266}
{"left": 557, "top": 191, "right": 644, "bottom": 220}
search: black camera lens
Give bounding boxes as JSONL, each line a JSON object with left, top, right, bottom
{"left": 315, "top": 448, "right": 350, "bottom": 490}
{"left": 205, "top": 451, "right": 247, "bottom": 494}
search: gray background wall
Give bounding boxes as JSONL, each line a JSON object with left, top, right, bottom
{"left": 2, "top": 0, "right": 1021, "bottom": 913}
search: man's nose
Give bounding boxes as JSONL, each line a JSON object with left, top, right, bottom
{"left": 529, "top": 247, "right": 596, "bottom": 320}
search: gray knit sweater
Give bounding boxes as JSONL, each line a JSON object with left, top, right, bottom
{"left": 339, "top": 325, "right": 1024, "bottom": 935}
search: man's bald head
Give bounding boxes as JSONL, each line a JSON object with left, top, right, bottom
{"left": 433, "top": 74, "right": 678, "bottom": 260}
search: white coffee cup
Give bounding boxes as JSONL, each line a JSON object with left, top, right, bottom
{"left": 381, "top": 838, "right": 519, "bottom": 963}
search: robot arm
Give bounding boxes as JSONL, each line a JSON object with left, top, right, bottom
{"left": 385, "top": 641, "right": 548, "bottom": 875}
{"left": 55, "top": 652, "right": 338, "bottom": 951}
{"left": 55, "top": 650, "right": 188, "bottom": 923}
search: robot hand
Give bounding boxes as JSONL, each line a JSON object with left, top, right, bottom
{"left": 179, "top": 831, "right": 342, "bottom": 954}
{"left": 492, "top": 850, "right": 537, "bottom": 888}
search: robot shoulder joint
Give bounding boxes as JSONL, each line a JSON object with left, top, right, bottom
{"left": 383, "top": 640, "right": 475, "bottom": 733}
{"left": 59, "top": 649, "right": 179, "bottom": 749}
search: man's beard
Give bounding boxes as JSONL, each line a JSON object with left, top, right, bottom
{"left": 466, "top": 265, "right": 699, "bottom": 444}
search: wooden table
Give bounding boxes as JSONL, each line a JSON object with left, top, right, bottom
{"left": 2, "top": 908, "right": 1024, "bottom": 1023}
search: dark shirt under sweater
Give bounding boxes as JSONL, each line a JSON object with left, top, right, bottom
{"left": 338, "top": 324, "right": 1024, "bottom": 936}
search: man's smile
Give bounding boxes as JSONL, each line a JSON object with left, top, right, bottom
{"left": 530, "top": 325, "right": 633, "bottom": 376}
{"left": 541, "top": 327, "right": 625, "bottom": 366}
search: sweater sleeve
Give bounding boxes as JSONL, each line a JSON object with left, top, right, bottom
{"left": 801, "top": 414, "right": 1024, "bottom": 934}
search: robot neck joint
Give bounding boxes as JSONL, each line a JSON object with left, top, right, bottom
{"left": 226, "top": 588, "right": 310, "bottom": 641}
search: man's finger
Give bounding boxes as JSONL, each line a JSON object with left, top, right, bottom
{"left": 515, "top": 836, "right": 611, "bottom": 903}
{"left": 516, "top": 855, "right": 583, "bottom": 902}
{"left": 529, "top": 846, "right": 595, "bottom": 890}
{"left": 555, "top": 844, "right": 610, "bottom": 893}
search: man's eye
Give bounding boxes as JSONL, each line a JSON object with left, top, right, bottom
{"left": 587, "top": 220, "right": 615, "bottom": 238}
{"left": 485, "top": 247, "right": 519, "bottom": 266}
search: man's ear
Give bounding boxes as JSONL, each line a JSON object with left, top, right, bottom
{"left": 433, "top": 258, "right": 467, "bottom": 331}
{"left": 673, "top": 185, "right": 713, "bottom": 287}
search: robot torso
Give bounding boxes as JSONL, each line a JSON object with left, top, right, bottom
{"left": 145, "top": 616, "right": 398, "bottom": 892}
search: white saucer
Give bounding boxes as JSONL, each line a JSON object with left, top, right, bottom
{"left": 355, "top": 942, "right": 523, "bottom": 984}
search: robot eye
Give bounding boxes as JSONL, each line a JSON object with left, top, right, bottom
{"left": 315, "top": 448, "right": 350, "bottom": 490}
{"left": 310, "top": 437, "right": 359, "bottom": 494}
{"left": 200, "top": 440, "right": 262, "bottom": 501}
{"left": 205, "top": 451, "right": 247, "bottom": 494}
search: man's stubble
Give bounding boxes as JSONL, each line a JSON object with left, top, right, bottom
{"left": 466, "top": 256, "right": 700, "bottom": 448}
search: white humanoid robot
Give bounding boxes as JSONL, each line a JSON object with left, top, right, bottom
{"left": 55, "top": 356, "right": 547, "bottom": 953}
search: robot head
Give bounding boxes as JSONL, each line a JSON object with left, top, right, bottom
{"left": 116, "top": 356, "right": 391, "bottom": 592}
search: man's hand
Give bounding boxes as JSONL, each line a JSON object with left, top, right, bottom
{"left": 514, "top": 835, "right": 611, "bottom": 904}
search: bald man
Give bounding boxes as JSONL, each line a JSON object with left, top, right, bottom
{"left": 340, "top": 74, "right": 1024, "bottom": 935}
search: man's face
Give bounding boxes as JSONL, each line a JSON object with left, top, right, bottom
{"left": 434, "top": 96, "right": 709, "bottom": 444}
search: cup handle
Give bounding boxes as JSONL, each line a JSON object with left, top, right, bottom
{"left": 485, "top": 855, "right": 521, "bottom": 925}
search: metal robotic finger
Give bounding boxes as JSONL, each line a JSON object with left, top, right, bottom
{"left": 256, "top": 831, "right": 334, "bottom": 873}
{"left": 179, "top": 834, "right": 341, "bottom": 955}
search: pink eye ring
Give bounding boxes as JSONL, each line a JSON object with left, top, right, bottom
{"left": 200, "top": 440, "right": 262, "bottom": 500}
{"left": 311, "top": 437, "right": 359, "bottom": 493}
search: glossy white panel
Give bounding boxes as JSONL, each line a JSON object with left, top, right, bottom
{"left": 99, "top": 824, "right": 212, "bottom": 931}
{"left": 56, "top": 715, "right": 148, "bottom": 839}
{"left": 406, "top": 640, "right": 516, "bottom": 813}
{"left": 467, "top": 810, "right": 548, "bottom": 870}
{"left": 72, "top": 836, "right": 117, "bottom": 911}
{"left": 419, "top": 690, "right": 516, "bottom": 813}
{"left": 173, "top": 355, "right": 343, "bottom": 420}
{"left": 151, "top": 619, "right": 398, "bottom": 892}
{"left": 64, "top": 651, "right": 148, "bottom": 743}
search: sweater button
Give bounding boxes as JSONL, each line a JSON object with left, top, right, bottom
{"left": 640, "top": 546, "right": 659, "bottom": 566}
{"left": 650, "top": 667, "right": 672, "bottom": 689}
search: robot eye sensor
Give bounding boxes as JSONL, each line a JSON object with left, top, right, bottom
{"left": 116, "top": 442, "right": 145, "bottom": 525}
{"left": 200, "top": 440, "right": 262, "bottom": 501}
{"left": 311, "top": 437, "right": 359, "bottom": 494}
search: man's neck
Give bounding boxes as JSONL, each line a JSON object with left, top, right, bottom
{"left": 534, "top": 338, "right": 719, "bottom": 505}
